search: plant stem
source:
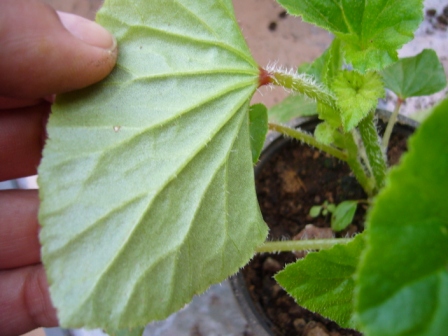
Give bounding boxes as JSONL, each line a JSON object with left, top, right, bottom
{"left": 271, "top": 71, "right": 337, "bottom": 108}
{"left": 268, "top": 123, "right": 348, "bottom": 161}
{"left": 256, "top": 238, "right": 352, "bottom": 253}
{"left": 382, "top": 97, "right": 404, "bottom": 151}
{"left": 343, "top": 131, "right": 376, "bottom": 197}
{"left": 359, "top": 110, "right": 387, "bottom": 192}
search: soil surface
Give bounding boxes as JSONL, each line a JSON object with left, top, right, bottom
{"left": 242, "top": 118, "right": 412, "bottom": 336}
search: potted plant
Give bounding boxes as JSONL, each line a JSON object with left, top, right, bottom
{"left": 37, "top": 0, "right": 447, "bottom": 335}
{"left": 231, "top": 109, "right": 418, "bottom": 336}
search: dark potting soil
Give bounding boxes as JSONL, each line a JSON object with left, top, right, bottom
{"left": 242, "top": 126, "right": 410, "bottom": 336}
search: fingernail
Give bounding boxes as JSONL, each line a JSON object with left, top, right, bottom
{"left": 58, "top": 12, "right": 116, "bottom": 50}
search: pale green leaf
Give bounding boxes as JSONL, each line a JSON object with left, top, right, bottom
{"left": 38, "top": 0, "right": 267, "bottom": 329}
{"left": 268, "top": 94, "right": 317, "bottom": 123}
{"left": 332, "top": 71, "right": 384, "bottom": 131}
{"left": 275, "top": 234, "right": 365, "bottom": 329}
{"left": 327, "top": 203, "right": 336, "bottom": 213}
{"left": 249, "top": 104, "right": 268, "bottom": 163}
{"left": 309, "top": 205, "right": 322, "bottom": 218}
{"left": 317, "top": 102, "right": 342, "bottom": 128}
{"left": 314, "top": 121, "right": 336, "bottom": 145}
{"left": 276, "top": 0, "right": 424, "bottom": 72}
{"left": 382, "top": 49, "right": 447, "bottom": 99}
{"left": 356, "top": 98, "right": 448, "bottom": 335}
{"left": 331, "top": 201, "right": 357, "bottom": 232}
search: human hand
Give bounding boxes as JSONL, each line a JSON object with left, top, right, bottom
{"left": 0, "top": 1, "right": 118, "bottom": 335}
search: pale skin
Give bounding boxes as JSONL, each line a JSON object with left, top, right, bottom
{"left": 0, "top": 1, "right": 118, "bottom": 335}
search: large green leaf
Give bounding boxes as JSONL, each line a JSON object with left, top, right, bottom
{"left": 356, "top": 98, "right": 448, "bottom": 335}
{"left": 275, "top": 234, "right": 365, "bottom": 329}
{"left": 276, "top": 0, "right": 424, "bottom": 72}
{"left": 382, "top": 49, "right": 447, "bottom": 99}
{"left": 38, "top": 0, "right": 267, "bottom": 329}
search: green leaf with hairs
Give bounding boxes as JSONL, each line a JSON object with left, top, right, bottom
{"left": 332, "top": 70, "right": 384, "bottom": 131}
{"left": 276, "top": 0, "right": 424, "bottom": 72}
{"left": 38, "top": 0, "right": 267, "bottom": 329}
{"left": 275, "top": 233, "right": 365, "bottom": 329}
{"left": 382, "top": 49, "right": 447, "bottom": 99}
{"left": 356, "top": 98, "right": 448, "bottom": 336}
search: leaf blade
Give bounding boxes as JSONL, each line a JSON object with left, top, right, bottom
{"left": 38, "top": 0, "right": 267, "bottom": 329}
{"left": 356, "top": 98, "right": 448, "bottom": 336}
{"left": 276, "top": 0, "right": 424, "bottom": 72}
{"left": 382, "top": 49, "right": 447, "bottom": 99}
{"left": 275, "top": 234, "right": 365, "bottom": 329}
{"left": 331, "top": 201, "right": 357, "bottom": 232}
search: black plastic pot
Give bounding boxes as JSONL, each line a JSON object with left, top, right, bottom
{"left": 230, "top": 111, "right": 417, "bottom": 336}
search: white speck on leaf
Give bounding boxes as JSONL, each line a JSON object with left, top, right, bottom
{"left": 113, "top": 126, "right": 121, "bottom": 132}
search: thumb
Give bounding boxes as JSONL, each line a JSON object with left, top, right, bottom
{"left": 0, "top": 0, "right": 117, "bottom": 99}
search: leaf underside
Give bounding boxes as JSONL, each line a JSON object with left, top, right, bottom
{"left": 276, "top": 0, "right": 424, "bottom": 72}
{"left": 356, "top": 98, "right": 448, "bottom": 336}
{"left": 38, "top": 0, "right": 267, "bottom": 329}
{"left": 275, "top": 234, "right": 365, "bottom": 329}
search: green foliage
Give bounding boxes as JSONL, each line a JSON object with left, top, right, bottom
{"left": 314, "top": 121, "right": 336, "bottom": 145}
{"left": 276, "top": 0, "right": 424, "bottom": 72}
{"left": 332, "top": 71, "right": 384, "bottom": 131}
{"left": 275, "top": 234, "right": 365, "bottom": 329}
{"left": 249, "top": 104, "right": 268, "bottom": 163}
{"left": 268, "top": 94, "right": 317, "bottom": 123}
{"left": 309, "top": 200, "right": 336, "bottom": 217}
{"left": 317, "top": 102, "right": 342, "bottom": 128}
{"left": 309, "top": 205, "right": 323, "bottom": 218}
{"left": 299, "top": 38, "right": 343, "bottom": 86}
{"left": 356, "top": 98, "right": 448, "bottom": 335}
{"left": 382, "top": 49, "right": 447, "bottom": 99}
{"left": 309, "top": 200, "right": 358, "bottom": 231}
{"left": 38, "top": 0, "right": 267, "bottom": 329}
{"left": 331, "top": 201, "right": 357, "bottom": 232}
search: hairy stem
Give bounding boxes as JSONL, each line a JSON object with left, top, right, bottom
{"left": 359, "top": 111, "right": 387, "bottom": 192}
{"left": 382, "top": 98, "right": 404, "bottom": 150}
{"left": 343, "top": 131, "right": 375, "bottom": 197}
{"left": 268, "top": 123, "right": 348, "bottom": 161}
{"left": 271, "top": 71, "right": 337, "bottom": 108}
{"left": 256, "top": 238, "right": 353, "bottom": 253}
